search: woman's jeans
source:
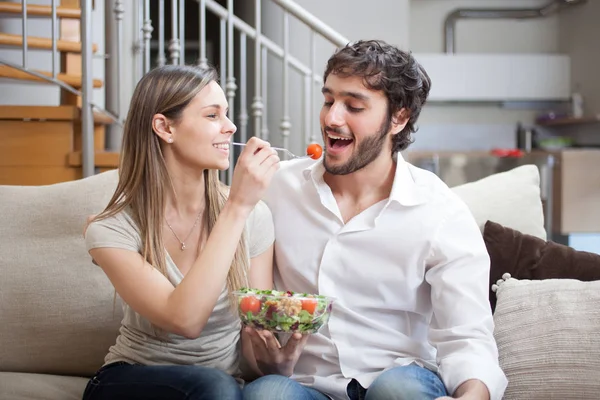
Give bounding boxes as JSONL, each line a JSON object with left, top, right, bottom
{"left": 81, "top": 362, "right": 243, "bottom": 400}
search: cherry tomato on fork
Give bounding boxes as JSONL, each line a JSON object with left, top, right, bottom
{"left": 240, "top": 296, "right": 261, "bottom": 315}
{"left": 306, "top": 143, "right": 323, "bottom": 160}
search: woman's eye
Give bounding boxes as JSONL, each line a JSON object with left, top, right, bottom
{"left": 207, "top": 114, "right": 218, "bottom": 119}
{"left": 323, "top": 101, "right": 333, "bottom": 107}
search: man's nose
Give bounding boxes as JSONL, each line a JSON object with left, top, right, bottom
{"left": 324, "top": 103, "right": 344, "bottom": 127}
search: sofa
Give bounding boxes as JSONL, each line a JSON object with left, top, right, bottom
{"left": 1, "top": 165, "right": 599, "bottom": 400}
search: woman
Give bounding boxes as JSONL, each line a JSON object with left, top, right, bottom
{"left": 82, "top": 64, "right": 279, "bottom": 400}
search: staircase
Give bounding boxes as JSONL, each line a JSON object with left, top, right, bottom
{"left": 0, "top": 0, "right": 348, "bottom": 186}
{"left": 0, "top": 0, "right": 114, "bottom": 185}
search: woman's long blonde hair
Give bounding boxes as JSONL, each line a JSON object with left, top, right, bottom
{"left": 94, "top": 64, "right": 249, "bottom": 303}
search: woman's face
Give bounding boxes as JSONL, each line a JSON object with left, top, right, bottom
{"left": 167, "top": 81, "right": 236, "bottom": 171}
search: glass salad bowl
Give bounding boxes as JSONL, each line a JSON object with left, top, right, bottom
{"left": 233, "top": 288, "right": 334, "bottom": 334}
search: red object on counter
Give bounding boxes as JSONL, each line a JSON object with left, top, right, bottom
{"left": 490, "top": 148, "right": 525, "bottom": 158}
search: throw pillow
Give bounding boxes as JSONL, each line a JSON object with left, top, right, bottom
{"left": 0, "top": 170, "right": 122, "bottom": 377}
{"left": 493, "top": 277, "right": 600, "bottom": 400}
{"left": 451, "top": 165, "right": 546, "bottom": 240}
{"left": 484, "top": 220, "right": 600, "bottom": 312}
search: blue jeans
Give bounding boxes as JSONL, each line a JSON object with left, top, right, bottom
{"left": 82, "top": 361, "right": 243, "bottom": 400}
{"left": 243, "top": 364, "right": 448, "bottom": 400}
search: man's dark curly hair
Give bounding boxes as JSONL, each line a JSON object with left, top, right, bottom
{"left": 323, "top": 40, "right": 431, "bottom": 153}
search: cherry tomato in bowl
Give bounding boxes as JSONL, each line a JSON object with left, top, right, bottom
{"left": 301, "top": 298, "right": 318, "bottom": 314}
{"left": 239, "top": 295, "right": 261, "bottom": 315}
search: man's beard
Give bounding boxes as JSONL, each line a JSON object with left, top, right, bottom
{"left": 323, "top": 117, "right": 391, "bottom": 176}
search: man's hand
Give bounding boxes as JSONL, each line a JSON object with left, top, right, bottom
{"left": 244, "top": 327, "right": 309, "bottom": 377}
{"left": 436, "top": 379, "right": 490, "bottom": 400}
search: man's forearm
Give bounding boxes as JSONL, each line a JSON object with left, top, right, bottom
{"left": 453, "top": 379, "right": 490, "bottom": 399}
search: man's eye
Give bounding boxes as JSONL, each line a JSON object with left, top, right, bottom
{"left": 347, "top": 106, "right": 364, "bottom": 113}
{"left": 323, "top": 101, "right": 333, "bottom": 107}
{"left": 207, "top": 114, "right": 217, "bottom": 118}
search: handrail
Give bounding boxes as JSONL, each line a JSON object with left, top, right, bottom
{"left": 0, "top": 58, "right": 79, "bottom": 95}
{"left": 270, "top": 0, "right": 348, "bottom": 47}
{"left": 205, "top": 0, "right": 327, "bottom": 81}
{"left": 0, "top": 59, "right": 123, "bottom": 125}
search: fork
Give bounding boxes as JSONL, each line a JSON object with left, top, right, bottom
{"left": 231, "top": 142, "right": 306, "bottom": 160}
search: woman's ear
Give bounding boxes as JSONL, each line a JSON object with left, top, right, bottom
{"left": 391, "top": 108, "right": 410, "bottom": 135}
{"left": 152, "top": 113, "right": 174, "bottom": 144}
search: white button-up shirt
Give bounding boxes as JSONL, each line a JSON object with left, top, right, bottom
{"left": 263, "top": 154, "right": 507, "bottom": 400}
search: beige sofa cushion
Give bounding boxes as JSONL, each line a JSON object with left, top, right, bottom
{"left": 0, "top": 170, "right": 122, "bottom": 377}
{"left": 451, "top": 165, "right": 546, "bottom": 240}
{"left": 493, "top": 277, "right": 600, "bottom": 399}
{"left": 0, "top": 372, "right": 88, "bottom": 400}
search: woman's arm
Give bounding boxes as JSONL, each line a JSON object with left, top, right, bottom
{"left": 90, "top": 201, "right": 252, "bottom": 339}
{"left": 90, "top": 138, "right": 279, "bottom": 339}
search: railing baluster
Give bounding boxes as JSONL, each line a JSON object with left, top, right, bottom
{"left": 179, "top": 0, "right": 185, "bottom": 65}
{"left": 198, "top": 0, "right": 208, "bottom": 68}
{"left": 157, "top": 0, "right": 166, "bottom": 66}
{"left": 280, "top": 12, "right": 291, "bottom": 156}
{"left": 169, "top": 0, "right": 180, "bottom": 65}
{"left": 239, "top": 32, "right": 248, "bottom": 145}
{"left": 226, "top": 0, "right": 237, "bottom": 184}
{"left": 136, "top": 0, "right": 144, "bottom": 80}
{"left": 261, "top": 46, "right": 268, "bottom": 140}
{"left": 309, "top": 30, "right": 317, "bottom": 144}
{"left": 219, "top": 17, "right": 227, "bottom": 184}
{"left": 115, "top": 0, "right": 123, "bottom": 115}
{"left": 304, "top": 73, "right": 311, "bottom": 147}
{"left": 22, "top": 0, "right": 27, "bottom": 68}
{"left": 81, "top": 0, "right": 94, "bottom": 177}
{"left": 142, "top": 0, "right": 153, "bottom": 72}
{"left": 51, "top": 0, "right": 57, "bottom": 78}
{"left": 251, "top": 0, "right": 263, "bottom": 142}
{"left": 105, "top": 0, "right": 124, "bottom": 150}
{"left": 219, "top": 18, "right": 226, "bottom": 90}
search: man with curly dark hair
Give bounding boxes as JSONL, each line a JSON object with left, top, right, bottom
{"left": 243, "top": 40, "right": 507, "bottom": 400}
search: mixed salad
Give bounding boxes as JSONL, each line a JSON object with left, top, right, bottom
{"left": 234, "top": 288, "right": 333, "bottom": 333}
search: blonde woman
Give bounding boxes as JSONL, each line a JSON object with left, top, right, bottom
{"left": 82, "top": 64, "right": 279, "bottom": 400}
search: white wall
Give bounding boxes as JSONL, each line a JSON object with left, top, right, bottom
{"left": 410, "top": 0, "right": 559, "bottom": 54}
{"left": 408, "top": 0, "right": 562, "bottom": 151}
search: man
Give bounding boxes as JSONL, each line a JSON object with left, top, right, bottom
{"left": 243, "top": 39, "right": 507, "bottom": 400}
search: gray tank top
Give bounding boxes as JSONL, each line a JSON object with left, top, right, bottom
{"left": 84, "top": 201, "right": 274, "bottom": 376}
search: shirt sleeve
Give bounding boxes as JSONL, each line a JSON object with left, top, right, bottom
{"left": 246, "top": 200, "right": 275, "bottom": 258}
{"left": 425, "top": 200, "right": 508, "bottom": 400}
{"left": 84, "top": 214, "right": 141, "bottom": 256}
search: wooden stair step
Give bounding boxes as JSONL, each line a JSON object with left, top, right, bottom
{"left": 0, "top": 105, "right": 114, "bottom": 125}
{"left": 0, "top": 2, "right": 80, "bottom": 18}
{"left": 0, "top": 65, "right": 103, "bottom": 89}
{"left": 0, "top": 33, "right": 97, "bottom": 53}
{"left": 68, "top": 151, "right": 120, "bottom": 168}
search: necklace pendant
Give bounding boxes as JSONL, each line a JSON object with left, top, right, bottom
{"left": 181, "top": 243, "right": 186, "bottom": 251}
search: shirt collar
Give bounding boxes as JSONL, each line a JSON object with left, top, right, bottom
{"left": 302, "top": 152, "right": 429, "bottom": 207}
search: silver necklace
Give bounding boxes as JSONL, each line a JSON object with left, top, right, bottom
{"left": 165, "top": 210, "right": 203, "bottom": 251}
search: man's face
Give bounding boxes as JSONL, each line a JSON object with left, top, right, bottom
{"left": 319, "top": 74, "right": 393, "bottom": 176}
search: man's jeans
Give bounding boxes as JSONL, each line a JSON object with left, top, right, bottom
{"left": 243, "top": 363, "right": 448, "bottom": 400}
{"left": 81, "top": 361, "right": 243, "bottom": 400}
